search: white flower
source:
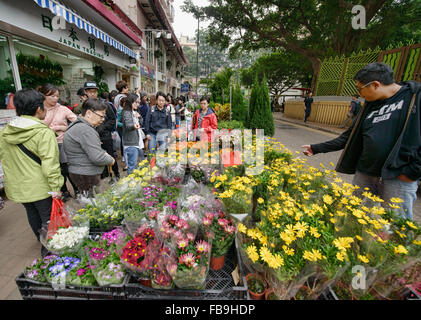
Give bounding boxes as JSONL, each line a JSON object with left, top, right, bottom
{"left": 179, "top": 209, "right": 200, "bottom": 224}
{"left": 183, "top": 195, "right": 205, "bottom": 208}
{"left": 48, "top": 226, "right": 89, "bottom": 251}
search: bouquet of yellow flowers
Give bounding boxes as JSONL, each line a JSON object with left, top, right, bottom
{"left": 210, "top": 166, "right": 255, "bottom": 217}
{"left": 235, "top": 139, "right": 421, "bottom": 300}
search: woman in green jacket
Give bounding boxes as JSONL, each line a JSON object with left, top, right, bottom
{"left": 0, "top": 89, "right": 63, "bottom": 257}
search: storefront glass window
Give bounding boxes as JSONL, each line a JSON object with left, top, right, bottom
{"left": 146, "top": 31, "right": 154, "bottom": 64}
{"left": 11, "top": 36, "right": 96, "bottom": 106}
{"left": 0, "top": 35, "right": 14, "bottom": 109}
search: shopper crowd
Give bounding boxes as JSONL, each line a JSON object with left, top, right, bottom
{"left": 2, "top": 63, "right": 419, "bottom": 259}
{"left": 0, "top": 80, "right": 218, "bottom": 255}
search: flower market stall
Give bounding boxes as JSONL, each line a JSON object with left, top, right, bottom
{"left": 15, "top": 132, "right": 421, "bottom": 300}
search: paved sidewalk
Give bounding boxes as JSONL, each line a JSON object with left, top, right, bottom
{"left": 273, "top": 112, "right": 347, "bottom": 135}
{"left": 0, "top": 198, "right": 40, "bottom": 299}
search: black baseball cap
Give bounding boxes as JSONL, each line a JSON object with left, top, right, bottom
{"left": 84, "top": 81, "right": 98, "bottom": 90}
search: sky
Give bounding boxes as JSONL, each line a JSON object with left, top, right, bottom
{"left": 172, "top": 0, "right": 210, "bottom": 39}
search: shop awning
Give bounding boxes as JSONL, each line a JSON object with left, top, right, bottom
{"left": 34, "top": 0, "right": 137, "bottom": 59}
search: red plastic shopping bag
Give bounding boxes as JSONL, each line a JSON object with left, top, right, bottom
{"left": 150, "top": 156, "right": 156, "bottom": 169}
{"left": 47, "top": 198, "right": 72, "bottom": 239}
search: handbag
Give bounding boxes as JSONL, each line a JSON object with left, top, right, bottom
{"left": 111, "top": 131, "right": 121, "bottom": 152}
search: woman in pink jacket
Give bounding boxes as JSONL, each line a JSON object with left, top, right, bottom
{"left": 40, "top": 84, "right": 77, "bottom": 201}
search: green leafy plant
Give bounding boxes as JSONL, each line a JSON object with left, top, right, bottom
{"left": 266, "top": 291, "right": 279, "bottom": 300}
{"left": 218, "top": 120, "right": 245, "bottom": 130}
{"left": 14, "top": 52, "right": 65, "bottom": 89}
{"left": 212, "top": 103, "right": 231, "bottom": 121}
{"left": 247, "top": 275, "right": 266, "bottom": 294}
{"left": 93, "top": 65, "right": 109, "bottom": 96}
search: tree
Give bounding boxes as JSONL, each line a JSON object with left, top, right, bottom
{"left": 182, "top": 29, "right": 229, "bottom": 79}
{"left": 231, "top": 84, "right": 248, "bottom": 125}
{"left": 182, "top": 28, "right": 254, "bottom": 79}
{"left": 182, "top": 45, "right": 199, "bottom": 77}
{"left": 182, "top": 0, "right": 421, "bottom": 73}
{"left": 207, "top": 67, "right": 234, "bottom": 104}
{"left": 260, "top": 76, "right": 275, "bottom": 137}
{"left": 241, "top": 51, "right": 313, "bottom": 99}
{"left": 247, "top": 75, "right": 274, "bottom": 136}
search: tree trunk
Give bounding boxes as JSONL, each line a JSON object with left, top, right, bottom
{"left": 308, "top": 56, "right": 321, "bottom": 76}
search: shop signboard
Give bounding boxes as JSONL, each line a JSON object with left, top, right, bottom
{"left": 181, "top": 83, "right": 189, "bottom": 93}
{"left": 0, "top": 0, "right": 132, "bottom": 68}
{"left": 141, "top": 64, "right": 155, "bottom": 79}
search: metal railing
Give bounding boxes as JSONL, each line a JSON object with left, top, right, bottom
{"left": 284, "top": 100, "right": 350, "bottom": 126}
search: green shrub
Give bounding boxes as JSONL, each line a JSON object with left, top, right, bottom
{"left": 247, "top": 75, "right": 274, "bottom": 136}
{"left": 231, "top": 84, "right": 248, "bottom": 125}
{"left": 218, "top": 120, "right": 245, "bottom": 130}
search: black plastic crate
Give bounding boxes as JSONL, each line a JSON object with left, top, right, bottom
{"left": 403, "top": 286, "right": 421, "bottom": 300}
{"left": 125, "top": 238, "right": 248, "bottom": 300}
{"left": 15, "top": 273, "right": 128, "bottom": 300}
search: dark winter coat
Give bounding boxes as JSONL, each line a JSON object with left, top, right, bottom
{"left": 310, "top": 81, "right": 421, "bottom": 181}
{"left": 144, "top": 105, "right": 172, "bottom": 135}
{"left": 96, "top": 101, "right": 116, "bottom": 141}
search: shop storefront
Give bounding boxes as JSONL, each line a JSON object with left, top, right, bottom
{"left": 140, "top": 63, "right": 156, "bottom": 95}
{"left": 0, "top": 0, "right": 140, "bottom": 107}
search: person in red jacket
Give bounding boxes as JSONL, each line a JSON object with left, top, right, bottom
{"left": 6, "top": 92, "right": 15, "bottom": 110}
{"left": 192, "top": 96, "right": 218, "bottom": 142}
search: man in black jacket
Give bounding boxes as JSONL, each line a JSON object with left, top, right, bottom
{"left": 304, "top": 92, "right": 313, "bottom": 123}
{"left": 83, "top": 81, "right": 119, "bottom": 179}
{"left": 144, "top": 92, "right": 172, "bottom": 153}
{"left": 302, "top": 63, "right": 420, "bottom": 220}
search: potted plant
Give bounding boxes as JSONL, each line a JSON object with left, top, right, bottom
{"left": 120, "top": 225, "right": 158, "bottom": 287}
{"left": 165, "top": 232, "right": 212, "bottom": 290}
{"left": 246, "top": 273, "right": 267, "bottom": 300}
{"left": 154, "top": 50, "right": 163, "bottom": 58}
{"left": 202, "top": 211, "right": 236, "bottom": 271}
{"left": 265, "top": 288, "right": 279, "bottom": 300}
{"left": 210, "top": 167, "right": 254, "bottom": 217}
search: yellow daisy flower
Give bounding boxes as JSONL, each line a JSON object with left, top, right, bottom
{"left": 358, "top": 254, "right": 370, "bottom": 264}
{"left": 393, "top": 245, "right": 408, "bottom": 255}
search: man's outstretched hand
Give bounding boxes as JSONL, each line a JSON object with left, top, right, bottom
{"left": 301, "top": 145, "right": 314, "bottom": 157}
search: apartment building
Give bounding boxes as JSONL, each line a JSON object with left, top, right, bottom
{"left": 112, "top": 0, "right": 188, "bottom": 96}
{"left": 0, "top": 0, "right": 188, "bottom": 108}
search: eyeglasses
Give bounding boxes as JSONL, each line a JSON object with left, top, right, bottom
{"left": 356, "top": 81, "right": 374, "bottom": 93}
{"left": 91, "top": 110, "right": 105, "bottom": 119}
